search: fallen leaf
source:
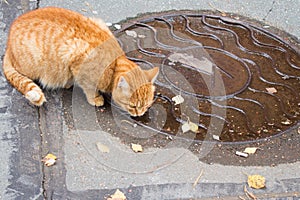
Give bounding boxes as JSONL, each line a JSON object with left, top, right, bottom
{"left": 181, "top": 122, "right": 191, "bottom": 133}
{"left": 131, "top": 143, "right": 143, "bottom": 153}
{"left": 41, "top": 153, "right": 57, "bottom": 167}
{"left": 189, "top": 121, "right": 199, "bottom": 133}
{"left": 235, "top": 151, "right": 248, "bottom": 158}
{"left": 244, "top": 147, "right": 258, "bottom": 154}
{"left": 172, "top": 94, "right": 184, "bottom": 105}
{"left": 247, "top": 174, "right": 266, "bottom": 189}
{"left": 181, "top": 121, "right": 198, "bottom": 133}
{"left": 138, "top": 34, "right": 146, "bottom": 38}
{"left": 266, "top": 87, "right": 277, "bottom": 94}
{"left": 212, "top": 135, "right": 220, "bottom": 141}
{"left": 281, "top": 119, "right": 292, "bottom": 125}
{"left": 96, "top": 142, "right": 110, "bottom": 153}
{"left": 168, "top": 53, "right": 213, "bottom": 74}
{"left": 114, "top": 24, "right": 121, "bottom": 30}
{"left": 125, "top": 30, "right": 137, "bottom": 38}
{"left": 107, "top": 189, "right": 126, "bottom": 200}
{"left": 106, "top": 22, "right": 113, "bottom": 27}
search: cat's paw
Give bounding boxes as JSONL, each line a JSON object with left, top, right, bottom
{"left": 25, "top": 89, "right": 46, "bottom": 106}
{"left": 87, "top": 95, "right": 104, "bottom": 107}
{"left": 94, "top": 96, "right": 104, "bottom": 106}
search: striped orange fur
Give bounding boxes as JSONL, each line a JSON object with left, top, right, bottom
{"left": 2, "top": 7, "right": 158, "bottom": 116}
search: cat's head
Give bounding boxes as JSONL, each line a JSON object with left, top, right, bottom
{"left": 112, "top": 67, "right": 159, "bottom": 117}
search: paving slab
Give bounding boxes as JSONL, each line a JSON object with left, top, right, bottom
{"left": 0, "top": 1, "right": 43, "bottom": 200}
{"left": 0, "top": 0, "right": 300, "bottom": 199}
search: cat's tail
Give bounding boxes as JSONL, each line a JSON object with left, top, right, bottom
{"left": 2, "top": 50, "right": 46, "bottom": 106}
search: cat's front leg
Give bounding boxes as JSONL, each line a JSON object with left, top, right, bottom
{"left": 90, "top": 94, "right": 104, "bottom": 107}
{"left": 83, "top": 88, "right": 104, "bottom": 107}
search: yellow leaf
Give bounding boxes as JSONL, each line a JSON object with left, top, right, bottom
{"left": 41, "top": 153, "right": 57, "bottom": 167}
{"left": 172, "top": 95, "right": 184, "bottom": 105}
{"left": 182, "top": 121, "right": 199, "bottom": 133}
{"left": 244, "top": 147, "right": 258, "bottom": 154}
{"left": 189, "top": 121, "right": 199, "bottom": 133}
{"left": 96, "top": 142, "right": 110, "bottom": 153}
{"left": 45, "top": 153, "right": 57, "bottom": 160}
{"left": 131, "top": 143, "right": 143, "bottom": 153}
{"left": 107, "top": 189, "right": 127, "bottom": 200}
{"left": 247, "top": 174, "right": 266, "bottom": 189}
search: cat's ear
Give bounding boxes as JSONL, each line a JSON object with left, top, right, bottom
{"left": 117, "top": 76, "right": 130, "bottom": 90}
{"left": 145, "top": 67, "right": 159, "bottom": 83}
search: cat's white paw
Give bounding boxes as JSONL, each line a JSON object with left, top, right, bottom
{"left": 94, "top": 95, "right": 104, "bottom": 106}
{"left": 87, "top": 95, "right": 104, "bottom": 107}
{"left": 25, "top": 89, "right": 46, "bottom": 106}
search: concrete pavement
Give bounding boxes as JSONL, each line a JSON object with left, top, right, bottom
{"left": 1, "top": 0, "right": 300, "bottom": 199}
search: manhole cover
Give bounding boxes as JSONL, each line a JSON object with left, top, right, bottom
{"left": 112, "top": 11, "right": 300, "bottom": 143}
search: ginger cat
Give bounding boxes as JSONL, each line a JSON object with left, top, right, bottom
{"left": 2, "top": 7, "right": 158, "bottom": 117}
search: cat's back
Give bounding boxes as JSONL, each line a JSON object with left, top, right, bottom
{"left": 8, "top": 7, "right": 110, "bottom": 49}
{"left": 5, "top": 7, "right": 116, "bottom": 88}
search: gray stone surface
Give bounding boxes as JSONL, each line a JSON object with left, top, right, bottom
{"left": 0, "top": 0, "right": 299, "bottom": 199}
{"left": 39, "top": 0, "right": 300, "bottom": 40}
{"left": 0, "top": 1, "right": 43, "bottom": 199}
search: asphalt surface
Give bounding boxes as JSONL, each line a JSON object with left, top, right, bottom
{"left": 0, "top": 0, "right": 300, "bottom": 199}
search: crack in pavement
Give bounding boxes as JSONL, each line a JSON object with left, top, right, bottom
{"left": 263, "top": 0, "right": 276, "bottom": 21}
{"left": 37, "top": 107, "right": 48, "bottom": 200}
{"left": 36, "top": 0, "right": 40, "bottom": 9}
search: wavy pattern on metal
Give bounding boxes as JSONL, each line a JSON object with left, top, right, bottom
{"left": 114, "top": 13, "right": 300, "bottom": 143}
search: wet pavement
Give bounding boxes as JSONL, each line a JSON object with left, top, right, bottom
{"left": 1, "top": 0, "right": 300, "bottom": 199}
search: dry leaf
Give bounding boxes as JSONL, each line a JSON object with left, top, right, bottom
{"left": 281, "top": 119, "right": 292, "bottom": 125}
{"left": 181, "top": 121, "right": 198, "bottom": 133}
{"left": 125, "top": 30, "right": 137, "bottom": 38}
{"left": 107, "top": 189, "right": 126, "bottom": 200}
{"left": 114, "top": 24, "right": 121, "bottom": 30}
{"left": 181, "top": 122, "right": 191, "bottom": 133}
{"left": 189, "top": 121, "right": 199, "bottom": 133}
{"left": 235, "top": 151, "right": 248, "bottom": 158}
{"left": 266, "top": 87, "right": 277, "bottom": 94}
{"left": 138, "top": 34, "right": 146, "bottom": 38}
{"left": 131, "top": 143, "right": 143, "bottom": 153}
{"left": 96, "top": 142, "right": 110, "bottom": 153}
{"left": 247, "top": 174, "right": 266, "bottom": 189}
{"left": 172, "top": 95, "right": 184, "bottom": 105}
{"left": 212, "top": 135, "right": 220, "bottom": 141}
{"left": 244, "top": 147, "right": 258, "bottom": 154}
{"left": 41, "top": 153, "right": 57, "bottom": 167}
{"left": 106, "top": 22, "right": 113, "bottom": 27}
